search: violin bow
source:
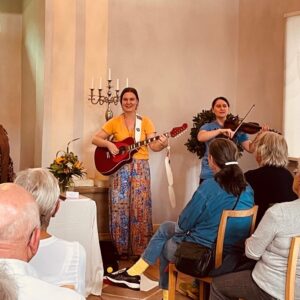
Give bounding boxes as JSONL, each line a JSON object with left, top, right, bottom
{"left": 232, "top": 104, "right": 256, "bottom": 137}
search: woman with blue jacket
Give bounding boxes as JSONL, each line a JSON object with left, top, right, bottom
{"left": 105, "top": 138, "right": 254, "bottom": 300}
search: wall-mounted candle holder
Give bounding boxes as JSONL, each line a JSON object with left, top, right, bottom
{"left": 88, "top": 70, "right": 129, "bottom": 121}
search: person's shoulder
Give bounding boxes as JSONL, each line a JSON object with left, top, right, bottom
{"left": 109, "top": 114, "right": 123, "bottom": 123}
{"left": 244, "top": 184, "right": 254, "bottom": 198}
{"left": 20, "top": 275, "right": 85, "bottom": 300}
{"left": 200, "top": 120, "right": 218, "bottom": 130}
{"left": 244, "top": 168, "right": 258, "bottom": 179}
{"left": 262, "top": 199, "right": 300, "bottom": 226}
{"left": 199, "top": 178, "right": 220, "bottom": 193}
{"left": 140, "top": 115, "right": 152, "bottom": 122}
{"left": 102, "top": 115, "right": 121, "bottom": 129}
{"left": 269, "top": 198, "right": 300, "bottom": 212}
{"left": 271, "top": 166, "right": 294, "bottom": 177}
{"left": 140, "top": 115, "right": 155, "bottom": 131}
{"left": 246, "top": 166, "right": 292, "bottom": 180}
{"left": 54, "top": 237, "right": 86, "bottom": 254}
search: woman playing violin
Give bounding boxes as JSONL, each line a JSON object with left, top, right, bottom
{"left": 197, "top": 97, "right": 265, "bottom": 183}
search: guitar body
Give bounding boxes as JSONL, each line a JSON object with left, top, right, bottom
{"left": 94, "top": 137, "right": 137, "bottom": 175}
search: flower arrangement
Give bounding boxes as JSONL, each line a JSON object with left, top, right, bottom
{"left": 185, "top": 110, "right": 244, "bottom": 159}
{"left": 48, "top": 138, "right": 86, "bottom": 192}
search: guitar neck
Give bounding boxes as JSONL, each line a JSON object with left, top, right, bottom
{"left": 128, "top": 133, "right": 169, "bottom": 151}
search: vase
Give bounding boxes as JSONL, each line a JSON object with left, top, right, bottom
{"left": 59, "top": 177, "right": 74, "bottom": 193}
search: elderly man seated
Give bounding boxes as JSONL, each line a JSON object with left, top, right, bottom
{"left": 0, "top": 183, "right": 85, "bottom": 300}
{"left": 14, "top": 168, "right": 86, "bottom": 295}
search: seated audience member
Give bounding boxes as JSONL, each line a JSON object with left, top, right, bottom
{"left": 0, "top": 265, "right": 17, "bottom": 300}
{"left": 14, "top": 168, "right": 86, "bottom": 296}
{"left": 209, "top": 171, "right": 300, "bottom": 300}
{"left": 245, "top": 131, "right": 298, "bottom": 224}
{"left": 105, "top": 138, "right": 254, "bottom": 300}
{"left": 0, "top": 183, "right": 85, "bottom": 300}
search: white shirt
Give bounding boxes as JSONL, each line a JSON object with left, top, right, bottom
{"left": 246, "top": 199, "right": 300, "bottom": 300}
{"left": 0, "top": 258, "right": 85, "bottom": 300}
{"left": 29, "top": 236, "right": 86, "bottom": 295}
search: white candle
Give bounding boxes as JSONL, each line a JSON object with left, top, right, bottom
{"left": 108, "top": 68, "right": 111, "bottom": 80}
{"left": 116, "top": 79, "right": 119, "bottom": 90}
{"left": 91, "top": 77, "right": 94, "bottom": 89}
{"left": 126, "top": 78, "right": 129, "bottom": 87}
{"left": 99, "top": 77, "right": 102, "bottom": 89}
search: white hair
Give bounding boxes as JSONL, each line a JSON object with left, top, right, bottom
{"left": 14, "top": 168, "right": 60, "bottom": 230}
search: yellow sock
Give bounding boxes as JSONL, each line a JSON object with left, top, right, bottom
{"left": 163, "top": 289, "right": 169, "bottom": 300}
{"left": 127, "top": 258, "right": 149, "bottom": 276}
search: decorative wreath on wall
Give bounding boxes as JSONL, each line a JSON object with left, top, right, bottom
{"left": 184, "top": 110, "right": 244, "bottom": 159}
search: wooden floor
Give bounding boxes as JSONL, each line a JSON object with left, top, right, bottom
{"left": 87, "top": 260, "right": 193, "bottom": 300}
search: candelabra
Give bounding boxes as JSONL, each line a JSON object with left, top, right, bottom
{"left": 88, "top": 77, "right": 120, "bottom": 121}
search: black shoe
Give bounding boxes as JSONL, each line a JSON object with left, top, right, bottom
{"left": 105, "top": 268, "right": 141, "bottom": 290}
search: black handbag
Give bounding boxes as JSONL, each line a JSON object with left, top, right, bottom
{"left": 174, "top": 241, "right": 215, "bottom": 277}
{"left": 174, "top": 195, "right": 241, "bottom": 277}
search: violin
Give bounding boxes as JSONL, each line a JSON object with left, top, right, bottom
{"left": 224, "top": 117, "right": 281, "bottom": 135}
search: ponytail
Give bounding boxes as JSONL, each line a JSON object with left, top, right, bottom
{"left": 209, "top": 139, "right": 247, "bottom": 196}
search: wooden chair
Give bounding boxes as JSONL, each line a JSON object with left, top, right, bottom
{"left": 286, "top": 236, "right": 300, "bottom": 300}
{"left": 168, "top": 205, "right": 258, "bottom": 300}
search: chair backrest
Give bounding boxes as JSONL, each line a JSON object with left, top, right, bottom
{"left": 215, "top": 205, "right": 258, "bottom": 268}
{"left": 286, "top": 236, "right": 300, "bottom": 300}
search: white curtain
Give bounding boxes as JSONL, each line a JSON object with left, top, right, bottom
{"left": 284, "top": 15, "right": 300, "bottom": 158}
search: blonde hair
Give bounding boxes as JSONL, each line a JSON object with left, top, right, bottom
{"left": 254, "top": 132, "right": 288, "bottom": 167}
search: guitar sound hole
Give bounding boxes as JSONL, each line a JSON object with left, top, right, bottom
{"left": 119, "top": 146, "right": 126, "bottom": 154}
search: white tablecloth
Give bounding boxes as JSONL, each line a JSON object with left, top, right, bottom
{"left": 48, "top": 197, "right": 103, "bottom": 296}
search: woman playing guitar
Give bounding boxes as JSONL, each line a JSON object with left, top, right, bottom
{"left": 92, "top": 87, "right": 168, "bottom": 259}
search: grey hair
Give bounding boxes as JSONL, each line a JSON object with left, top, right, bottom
{"left": 0, "top": 265, "right": 18, "bottom": 300}
{"left": 14, "top": 168, "right": 60, "bottom": 230}
{"left": 254, "top": 131, "right": 288, "bottom": 167}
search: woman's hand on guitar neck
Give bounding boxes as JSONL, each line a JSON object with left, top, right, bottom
{"left": 149, "top": 134, "right": 168, "bottom": 152}
{"left": 157, "top": 135, "right": 168, "bottom": 150}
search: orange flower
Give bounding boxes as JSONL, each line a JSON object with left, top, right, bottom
{"left": 55, "top": 156, "right": 65, "bottom": 164}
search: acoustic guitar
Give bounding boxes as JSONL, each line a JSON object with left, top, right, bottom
{"left": 94, "top": 123, "right": 188, "bottom": 175}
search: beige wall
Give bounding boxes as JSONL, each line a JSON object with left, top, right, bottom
{"left": 42, "top": 0, "right": 109, "bottom": 179}
{"left": 21, "top": 0, "right": 45, "bottom": 170}
{"left": 0, "top": 0, "right": 22, "bottom": 171}
{"left": 2, "top": 0, "right": 300, "bottom": 221}
{"left": 107, "top": 0, "right": 240, "bottom": 221}
{"left": 236, "top": 0, "right": 300, "bottom": 172}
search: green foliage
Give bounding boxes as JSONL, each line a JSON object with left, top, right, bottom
{"left": 185, "top": 110, "right": 244, "bottom": 159}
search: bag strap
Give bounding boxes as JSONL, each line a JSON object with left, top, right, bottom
{"left": 182, "top": 194, "right": 241, "bottom": 244}
{"left": 212, "top": 194, "right": 240, "bottom": 244}
{"left": 231, "top": 194, "right": 240, "bottom": 210}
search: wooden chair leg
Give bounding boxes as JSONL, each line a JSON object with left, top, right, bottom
{"left": 168, "top": 264, "right": 178, "bottom": 300}
{"left": 199, "top": 281, "right": 210, "bottom": 300}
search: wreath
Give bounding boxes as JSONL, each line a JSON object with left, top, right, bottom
{"left": 185, "top": 110, "right": 244, "bottom": 159}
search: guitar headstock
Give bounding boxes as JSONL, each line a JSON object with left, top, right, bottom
{"left": 170, "top": 123, "right": 188, "bottom": 138}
